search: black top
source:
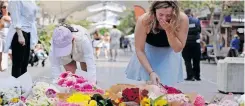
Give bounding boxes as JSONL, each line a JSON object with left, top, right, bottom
{"left": 146, "top": 29, "right": 170, "bottom": 47}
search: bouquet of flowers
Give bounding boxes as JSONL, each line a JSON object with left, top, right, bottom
{"left": 0, "top": 86, "right": 28, "bottom": 106}
{"left": 161, "top": 85, "right": 182, "bottom": 94}
{"left": 56, "top": 72, "right": 104, "bottom": 94}
{"left": 207, "top": 93, "right": 241, "bottom": 106}
{"left": 25, "top": 82, "right": 59, "bottom": 106}
{"left": 106, "top": 84, "right": 206, "bottom": 106}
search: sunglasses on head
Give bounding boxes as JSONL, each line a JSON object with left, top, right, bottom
{"left": 2, "top": 6, "right": 6, "bottom": 9}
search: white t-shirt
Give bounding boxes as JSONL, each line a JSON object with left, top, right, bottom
{"left": 49, "top": 25, "right": 96, "bottom": 84}
{"left": 110, "top": 28, "right": 121, "bottom": 44}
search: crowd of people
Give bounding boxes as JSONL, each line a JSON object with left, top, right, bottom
{"left": 92, "top": 25, "right": 132, "bottom": 61}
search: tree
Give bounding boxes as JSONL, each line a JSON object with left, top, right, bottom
{"left": 66, "top": 19, "right": 92, "bottom": 29}
{"left": 38, "top": 24, "right": 56, "bottom": 51}
{"left": 179, "top": 1, "right": 244, "bottom": 62}
{"left": 118, "top": 9, "right": 136, "bottom": 35}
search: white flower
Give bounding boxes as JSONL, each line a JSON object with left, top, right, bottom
{"left": 237, "top": 95, "right": 245, "bottom": 104}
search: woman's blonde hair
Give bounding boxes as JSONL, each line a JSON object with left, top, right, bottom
{"left": 143, "top": 1, "right": 181, "bottom": 34}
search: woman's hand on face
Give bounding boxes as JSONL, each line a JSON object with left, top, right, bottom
{"left": 159, "top": 19, "right": 173, "bottom": 33}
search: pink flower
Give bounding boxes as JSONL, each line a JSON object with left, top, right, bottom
{"left": 194, "top": 95, "right": 205, "bottom": 106}
{"left": 95, "top": 89, "right": 104, "bottom": 94}
{"left": 65, "top": 81, "right": 74, "bottom": 87}
{"left": 79, "top": 89, "right": 93, "bottom": 93}
{"left": 81, "top": 84, "right": 93, "bottom": 89}
{"left": 72, "top": 74, "right": 79, "bottom": 78}
{"left": 73, "top": 84, "right": 80, "bottom": 90}
{"left": 46, "top": 89, "right": 57, "bottom": 98}
{"left": 60, "top": 72, "right": 69, "bottom": 78}
{"left": 76, "top": 78, "right": 87, "bottom": 84}
{"left": 20, "top": 96, "right": 26, "bottom": 102}
{"left": 162, "top": 85, "right": 182, "bottom": 94}
{"left": 57, "top": 78, "right": 66, "bottom": 85}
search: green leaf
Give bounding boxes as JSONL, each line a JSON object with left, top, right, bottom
{"left": 99, "top": 100, "right": 105, "bottom": 105}
{"left": 153, "top": 95, "right": 164, "bottom": 103}
{"left": 150, "top": 98, "right": 154, "bottom": 105}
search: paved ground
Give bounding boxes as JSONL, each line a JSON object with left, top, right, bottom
{"left": 5, "top": 49, "right": 240, "bottom": 102}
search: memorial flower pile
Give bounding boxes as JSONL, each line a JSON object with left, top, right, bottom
{"left": 0, "top": 72, "right": 242, "bottom": 106}
{"left": 56, "top": 72, "right": 104, "bottom": 94}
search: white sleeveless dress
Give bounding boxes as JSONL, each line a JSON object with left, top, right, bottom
{"left": 0, "top": 22, "right": 10, "bottom": 70}
{"left": 0, "top": 22, "right": 10, "bottom": 52}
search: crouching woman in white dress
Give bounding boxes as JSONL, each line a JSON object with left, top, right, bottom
{"left": 49, "top": 25, "right": 96, "bottom": 84}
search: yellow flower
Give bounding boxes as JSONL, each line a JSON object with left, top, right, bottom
{"left": 115, "top": 99, "right": 121, "bottom": 104}
{"left": 66, "top": 92, "right": 91, "bottom": 103}
{"left": 104, "top": 91, "right": 109, "bottom": 96}
{"left": 154, "top": 99, "right": 168, "bottom": 106}
{"left": 0, "top": 98, "right": 2, "bottom": 104}
{"left": 89, "top": 100, "right": 97, "bottom": 106}
{"left": 240, "top": 103, "right": 244, "bottom": 106}
{"left": 119, "top": 102, "right": 126, "bottom": 106}
{"left": 141, "top": 97, "right": 151, "bottom": 106}
{"left": 10, "top": 98, "right": 19, "bottom": 103}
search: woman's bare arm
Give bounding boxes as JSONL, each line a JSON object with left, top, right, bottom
{"left": 165, "top": 12, "right": 189, "bottom": 52}
{"left": 135, "top": 14, "right": 153, "bottom": 74}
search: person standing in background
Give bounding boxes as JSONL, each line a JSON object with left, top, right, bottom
{"left": 182, "top": 9, "right": 202, "bottom": 81}
{"left": 4, "top": 0, "right": 38, "bottom": 78}
{"left": 109, "top": 25, "right": 121, "bottom": 61}
{"left": 0, "top": 1, "right": 10, "bottom": 71}
{"left": 92, "top": 30, "right": 103, "bottom": 59}
{"left": 119, "top": 36, "right": 124, "bottom": 49}
{"left": 228, "top": 30, "right": 240, "bottom": 57}
{"left": 103, "top": 32, "right": 110, "bottom": 59}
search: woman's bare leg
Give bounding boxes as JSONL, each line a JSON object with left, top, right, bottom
{"left": 80, "top": 62, "right": 87, "bottom": 72}
{"left": 95, "top": 47, "right": 100, "bottom": 58}
{"left": 104, "top": 48, "right": 109, "bottom": 59}
{"left": 64, "top": 60, "right": 77, "bottom": 74}
{"left": 8, "top": 53, "right": 12, "bottom": 60}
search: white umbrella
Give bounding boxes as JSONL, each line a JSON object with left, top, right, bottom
{"left": 86, "top": 11, "right": 119, "bottom": 22}
{"left": 87, "top": 2, "right": 126, "bottom": 13}
{"left": 39, "top": 1, "right": 98, "bottom": 19}
{"left": 39, "top": 1, "right": 150, "bottom": 19}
